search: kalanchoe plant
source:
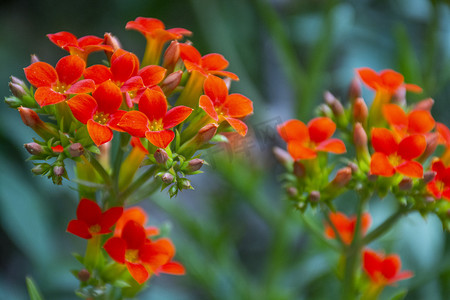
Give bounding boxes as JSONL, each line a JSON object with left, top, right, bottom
{"left": 6, "top": 17, "right": 253, "bottom": 299}
{"left": 275, "top": 67, "right": 450, "bottom": 299}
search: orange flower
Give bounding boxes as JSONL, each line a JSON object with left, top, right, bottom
{"left": 426, "top": 159, "right": 450, "bottom": 200}
{"left": 179, "top": 43, "right": 239, "bottom": 80}
{"left": 363, "top": 249, "right": 413, "bottom": 286}
{"left": 357, "top": 68, "right": 422, "bottom": 95}
{"left": 67, "top": 80, "right": 126, "bottom": 146}
{"left": 118, "top": 89, "right": 193, "bottom": 148}
{"left": 114, "top": 207, "right": 159, "bottom": 238}
{"left": 277, "top": 117, "right": 346, "bottom": 160}
{"left": 370, "top": 128, "right": 426, "bottom": 178}
{"left": 382, "top": 103, "right": 435, "bottom": 139}
{"left": 24, "top": 55, "right": 95, "bottom": 106}
{"left": 436, "top": 122, "right": 450, "bottom": 165}
{"left": 66, "top": 198, "right": 123, "bottom": 239}
{"left": 199, "top": 75, "right": 253, "bottom": 136}
{"left": 47, "top": 31, "right": 113, "bottom": 61}
{"left": 324, "top": 212, "right": 371, "bottom": 245}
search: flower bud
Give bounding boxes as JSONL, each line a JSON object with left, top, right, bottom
{"left": 168, "top": 185, "right": 178, "bottom": 198}
{"left": 104, "top": 32, "right": 121, "bottom": 51}
{"left": 161, "top": 70, "right": 182, "bottom": 95}
{"left": 163, "top": 41, "right": 180, "bottom": 70}
{"left": 353, "top": 123, "right": 370, "bottom": 163}
{"left": 318, "top": 103, "right": 333, "bottom": 118}
{"left": 78, "top": 269, "right": 90, "bottom": 282}
{"left": 349, "top": 77, "right": 361, "bottom": 102}
{"left": 287, "top": 187, "right": 298, "bottom": 197}
{"left": 425, "top": 196, "right": 435, "bottom": 204}
{"left": 197, "top": 123, "right": 218, "bottom": 143}
{"left": 398, "top": 178, "right": 413, "bottom": 191}
{"left": 324, "top": 91, "right": 344, "bottom": 117}
{"left": 18, "top": 106, "right": 58, "bottom": 140}
{"left": 30, "top": 54, "right": 40, "bottom": 64}
{"left": 272, "top": 146, "right": 293, "bottom": 167}
{"left": 293, "top": 161, "right": 305, "bottom": 178}
{"left": 161, "top": 173, "right": 174, "bottom": 184}
{"left": 392, "top": 86, "right": 406, "bottom": 106}
{"left": 179, "top": 178, "right": 192, "bottom": 190}
{"left": 10, "top": 75, "right": 26, "bottom": 87}
{"left": 414, "top": 98, "right": 434, "bottom": 112}
{"left": 69, "top": 143, "right": 84, "bottom": 157}
{"left": 31, "top": 164, "right": 45, "bottom": 175}
{"left": 419, "top": 133, "right": 439, "bottom": 162}
{"left": 353, "top": 97, "right": 368, "bottom": 124}
{"left": 5, "top": 96, "right": 22, "bottom": 108}
{"left": 178, "top": 123, "right": 218, "bottom": 158}
{"left": 9, "top": 82, "right": 27, "bottom": 99}
{"left": 187, "top": 158, "right": 204, "bottom": 172}
{"left": 154, "top": 148, "right": 169, "bottom": 164}
{"left": 367, "top": 173, "right": 378, "bottom": 182}
{"left": 53, "top": 165, "right": 65, "bottom": 177}
{"left": 423, "top": 171, "right": 437, "bottom": 184}
{"left": 347, "top": 162, "right": 358, "bottom": 174}
{"left": 24, "top": 142, "right": 43, "bottom": 155}
{"left": 331, "top": 167, "right": 352, "bottom": 188}
{"left": 309, "top": 190, "right": 320, "bottom": 203}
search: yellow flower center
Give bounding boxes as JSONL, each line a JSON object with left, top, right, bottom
{"left": 125, "top": 249, "right": 139, "bottom": 263}
{"left": 436, "top": 180, "right": 445, "bottom": 193}
{"left": 148, "top": 119, "right": 163, "bottom": 131}
{"left": 93, "top": 112, "right": 110, "bottom": 125}
{"left": 53, "top": 83, "right": 69, "bottom": 93}
{"left": 388, "top": 154, "right": 402, "bottom": 167}
{"left": 89, "top": 224, "right": 101, "bottom": 234}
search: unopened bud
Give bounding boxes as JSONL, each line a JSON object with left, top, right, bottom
{"left": 154, "top": 148, "right": 169, "bottom": 164}
{"left": 163, "top": 41, "right": 180, "bottom": 70}
{"left": 318, "top": 103, "right": 333, "bottom": 118}
{"left": 10, "top": 75, "right": 26, "bottom": 87}
{"left": 18, "top": 106, "right": 58, "bottom": 140}
{"left": 179, "top": 178, "right": 192, "bottom": 190}
{"left": 161, "top": 70, "right": 182, "bottom": 95}
{"left": 197, "top": 123, "right": 218, "bottom": 143}
{"left": 272, "top": 146, "right": 293, "bottom": 166}
{"left": 423, "top": 171, "right": 437, "bottom": 184}
{"left": 331, "top": 167, "right": 352, "bottom": 188}
{"left": 399, "top": 178, "right": 413, "bottom": 191}
{"left": 287, "top": 187, "right": 298, "bottom": 197}
{"left": 187, "top": 158, "right": 204, "bottom": 172}
{"left": 9, "top": 82, "right": 27, "bottom": 99}
{"left": 24, "top": 142, "right": 43, "bottom": 155}
{"left": 293, "top": 161, "right": 305, "bottom": 178}
{"left": 53, "top": 165, "right": 65, "bottom": 177}
{"left": 353, "top": 97, "right": 368, "bottom": 124}
{"left": 168, "top": 185, "right": 178, "bottom": 198}
{"left": 69, "top": 143, "right": 84, "bottom": 157}
{"left": 31, "top": 165, "right": 45, "bottom": 175}
{"left": 223, "top": 77, "right": 232, "bottom": 90}
{"left": 349, "top": 77, "right": 361, "bottom": 102}
{"left": 392, "top": 86, "right": 406, "bottom": 106}
{"left": 104, "top": 32, "right": 121, "bottom": 51}
{"left": 30, "top": 54, "right": 39, "bottom": 64}
{"left": 78, "top": 269, "right": 90, "bottom": 282}
{"left": 5, "top": 96, "right": 22, "bottom": 108}
{"left": 161, "top": 173, "right": 174, "bottom": 184}
{"left": 309, "top": 190, "right": 320, "bottom": 203}
{"left": 425, "top": 196, "right": 435, "bottom": 203}
{"left": 414, "top": 98, "right": 434, "bottom": 112}
{"left": 367, "top": 173, "right": 378, "bottom": 182}
{"left": 347, "top": 162, "right": 358, "bottom": 174}
{"left": 420, "top": 133, "right": 439, "bottom": 162}
{"left": 353, "top": 123, "right": 370, "bottom": 163}
{"left": 324, "top": 91, "right": 344, "bottom": 117}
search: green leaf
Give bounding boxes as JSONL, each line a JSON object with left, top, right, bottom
{"left": 112, "top": 280, "right": 131, "bottom": 288}
{"left": 390, "top": 289, "right": 408, "bottom": 300}
{"left": 26, "top": 277, "right": 44, "bottom": 300}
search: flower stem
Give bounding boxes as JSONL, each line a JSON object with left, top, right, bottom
{"left": 84, "top": 235, "right": 101, "bottom": 272}
{"left": 118, "top": 165, "right": 158, "bottom": 204}
{"left": 362, "top": 207, "right": 409, "bottom": 245}
{"left": 301, "top": 213, "right": 341, "bottom": 252}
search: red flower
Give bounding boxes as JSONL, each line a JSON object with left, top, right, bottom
{"left": 324, "top": 212, "right": 371, "bottom": 245}
{"left": 357, "top": 68, "right": 422, "bottom": 95}
{"left": 179, "top": 43, "right": 239, "bottom": 80}
{"left": 426, "top": 159, "right": 450, "bottom": 200}
{"left": 104, "top": 220, "right": 184, "bottom": 284}
{"left": 118, "top": 89, "right": 193, "bottom": 148}
{"left": 67, "top": 80, "right": 127, "bottom": 146}
{"left": 277, "top": 117, "right": 346, "bottom": 160}
{"left": 114, "top": 207, "right": 159, "bottom": 237}
{"left": 363, "top": 249, "right": 413, "bottom": 286}
{"left": 370, "top": 128, "right": 426, "bottom": 178}
{"left": 24, "top": 55, "right": 95, "bottom": 106}
{"left": 126, "top": 17, "right": 191, "bottom": 43}
{"left": 47, "top": 31, "right": 113, "bottom": 61}
{"left": 67, "top": 198, "right": 123, "bottom": 239}
{"left": 382, "top": 103, "right": 435, "bottom": 139}
{"left": 199, "top": 75, "right": 253, "bottom": 136}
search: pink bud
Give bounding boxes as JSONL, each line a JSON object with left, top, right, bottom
{"left": 24, "top": 142, "right": 43, "bottom": 155}
{"left": 331, "top": 167, "right": 352, "bottom": 188}
{"left": 104, "top": 32, "right": 121, "bottom": 51}
{"left": 53, "top": 165, "right": 65, "bottom": 177}
{"left": 197, "top": 123, "right": 218, "bottom": 143}
{"left": 154, "top": 148, "right": 169, "bottom": 164}
{"left": 309, "top": 190, "right": 320, "bottom": 202}
{"left": 399, "top": 178, "right": 413, "bottom": 191}
{"left": 18, "top": 106, "right": 58, "bottom": 139}
{"left": 353, "top": 97, "right": 368, "bottom": 123}
{"left": 9, "top": 82, "right": 26, "bottom": 98}
{"left": 69, "top": 143, "right": 84, "bottom": 157}
{"left": 349, "top": 77, "right": 361, "bottom": 101}
{"left": 293, "top": 161, "right": 305, "bottom": 178}
{"left": 30, "top": 54, "right": 40, "bottom": 64}
{"left": 423, "top": 171, "right": 437, "bottom": 184}
{"left": 187, "top": 158, "right": 204, "bottom": 172}
{"left": 324, "top": 91, "right": 344, "bottom": 117}
{"left": 414, "top": 98, "right": 434, "bottom": 112}
{"left": 161, "top": 173, "right": 174, "bottom": 184}
{"left": 287, "top": 187, "right": 298, "bottom": 197}
{"left": 161, "top": 70, "right": 182, "bottom": 94}
{"left": 163, "top": 41, "right": 180, "bottom": 70}
{"left": 272, "top": 146, "right": 293, "bottom": 166}
{"left": 78, "top": 269, "right": 90, "bottom": 282}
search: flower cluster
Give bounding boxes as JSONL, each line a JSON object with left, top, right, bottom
{"left": 6, "top": 16, "right": 253, "bottom": 298}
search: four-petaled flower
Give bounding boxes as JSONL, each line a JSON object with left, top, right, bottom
{"left": 47, "top": 31, "right": 113, "bottom": 61}
{"left": 324, "top": 212, "right": 372, "bottom": 245}
{"left": 363, "top": 249, "right": 413, "bottom": 286}
{"left": 24, "top": 55, "right": 95, "bottom": 106}
{"left": 426, "top": 159, "right": 450, "bottom": 201}
{"left": 199, "top": 75, "right": 253, "bottom": 136}
{"left": 179, "top": 43, "right": 239, "bottom": 80}
{"left": 357, "top": 68, "right": 422, "bottom": 95}
{"left": 277, "top": 117, "right": 346, "bottom": 160}
{"left": 67, "top": 198, "right": 123, "bottom": 239}
{"left": 114, "top": 207, "right": 159, "bottom": 237}
{"left": 67, "top": 80, "right": 127, "bottom": 146}
{"left": 370, "top": 128, "right": 426, "bottom": 178}
{"left": 118, "top": 89, "right": 193, "bottom": 148}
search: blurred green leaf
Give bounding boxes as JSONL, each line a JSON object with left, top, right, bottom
{"left": 26, "top": 277, "right": 44, "bottom": 300}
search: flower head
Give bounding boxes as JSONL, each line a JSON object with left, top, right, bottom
{"left": 324, "top": 212, "right": 371, "bottom": 245}
{"left": 357, "top": 68, "right": 422, "bottom": 95}
{"left": 24, "top": 55, "right": 95, "bottom": 106}
{"left": 363, "top": 249, "right": 413, "bottom": 286}
{"left": 370, "top": 128, "right": 426, "bottom": 178}
{"left": 426, "top": 159, "right": 450, "bottom": 200}
{"left": 126, "top": 17, "right": 191, "bottom": 43}
{"left": 277, "top": 117, "right": 346, "bottom": 160}
{"left": 67, "top": 198, "right": 123, "bottom": 239}
{"left": 199, "top": 75, "right": 253, "bottom": 136}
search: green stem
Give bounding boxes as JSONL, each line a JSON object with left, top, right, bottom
{"left": 118, "top": 166, "right": 158, "bottom": 204}
{"left": 84, "top": 235, "right": 101, "bottom": 272}
{"left": 300, "top": 213, "right": 341, "bottom": 252}
{"left": 82, "top": 154, "right": 115, "bottom": 199}
{"left": 322, "top": 209, "right": 346, "bottom": 247}
{"left": 362, "top": 207, "right": 408, "bottom": 245}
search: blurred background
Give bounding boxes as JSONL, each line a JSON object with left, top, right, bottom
{"left": 1, "top": 0, "right": 450, "bottom": 299}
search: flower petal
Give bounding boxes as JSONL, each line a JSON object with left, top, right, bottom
{"left": 395, "top": 161, "right": 423, "bottom": 178}
{"left": 139, "top": 89, "right": 168, "bottom": 121}
{"left": 371, "top": 128, "right": 398, "bottom": 155}
{"left": 179, "top": 43, "right": 202, "bottom": 66}
{"left": 357, "top": 68, "right": 381, "bottom": 90}
{"left": 403, "top": 83, "right": 422, "bottom": 93}
{"left": 163, "top": 106, "right": 193, "bottom": 129}
{"left": 66, "top": 79, "right": 96, "bottom": 94}
{"left": 126, "top": 262, "right": 149, "bottom": 284}
{"left": 55, "top": 55, "right": 85, "bottom": 85}
{"left": 202, "top": 53, "right": 229, "bottom": 71}
{"left": 87, "top": 119, "right": 113, "bottom": 146}
{"left": 92, "top": 80, "right": 123, "bottom": 114}
{"left": 138, "top": 65, "right": 167, "bottom": 87}
{"left": 104, "top": 237, "right": 126, "bottom": 264}
{"left": 145, "top": 130, "right": 175, "bottom": 148}
{"left": 99, "top": 206, "right": 124, "bottom": 232}
{"left": 408, "top": 110, "right": 435, "bottom": 134}
{"left": 67, "top": 219, "right": 91, "bottom": 239}
{"left": 397, "top": 134, "right": 426, "bottom": 160}
{"left": 159, "top": 262, "right": 185, "bottom": 275}
{"left": 199, "top": 95, "right": 218, "bottom": 121}
{"left": 209, "top": 70, "right": 239, "bottom": 81}
{"left": 34, "top": 87, "right": 66, "bottom": 106}
{"left": 382, "top": 104, "right": 407, "bottom": 132}
{"left": 76, "top": 198, "right": 102, "bottom": 226}
{"left": 115, "top": 207, "right": 148, "bottom": 237}
{"left": 24, "top": 62, "right": 57, "bottom": 87}
{"left": 47, "top": 31, "right": 78, "bottom": 49}
{"left": 121, "top": 76, "right": 144, "bottom": 92}
{"left": 222, "top": 94, "right": 253, "bottom": 118}
{"left": 118, "top": 111, "right": 149, "bottom": 138}
{"left": 381, "top": 255, "right": 401, "bottom": 280}
{"left": 308, "top": 117, "right": 336, "bottom": 144}
{"left": 287, "top": 141, "right": 317, "bottom": 160}
{"left": 316, "top": 138, "right": 346, "bottom": 154}
{"left": 67, "top": 94, "right": 97, "bottom": 124}
{"left": 225, "top": 117, "right": 248, "bottom": 136}
{"left": 203, "top": 75, "right": 228, "bottom": 106}
{"left": 370, "top": 152, "right": 395, "bottom": 177}
{"left": 122, "top": 220, "right": 147, "bottom": 249}
{"left": 84, "top": 65, "right": 112, "bottom": 84}
{"left": 277, "top": 119, "right": 309, "bottom": 143}
{"left": 363, "top": 249, "right": 382, "bottom": 281}
{"left": 111, "top": 52, "right": 139, "bottom": 83}
{"left": 380, "top": 69, "right": 404, "bottom": 92}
